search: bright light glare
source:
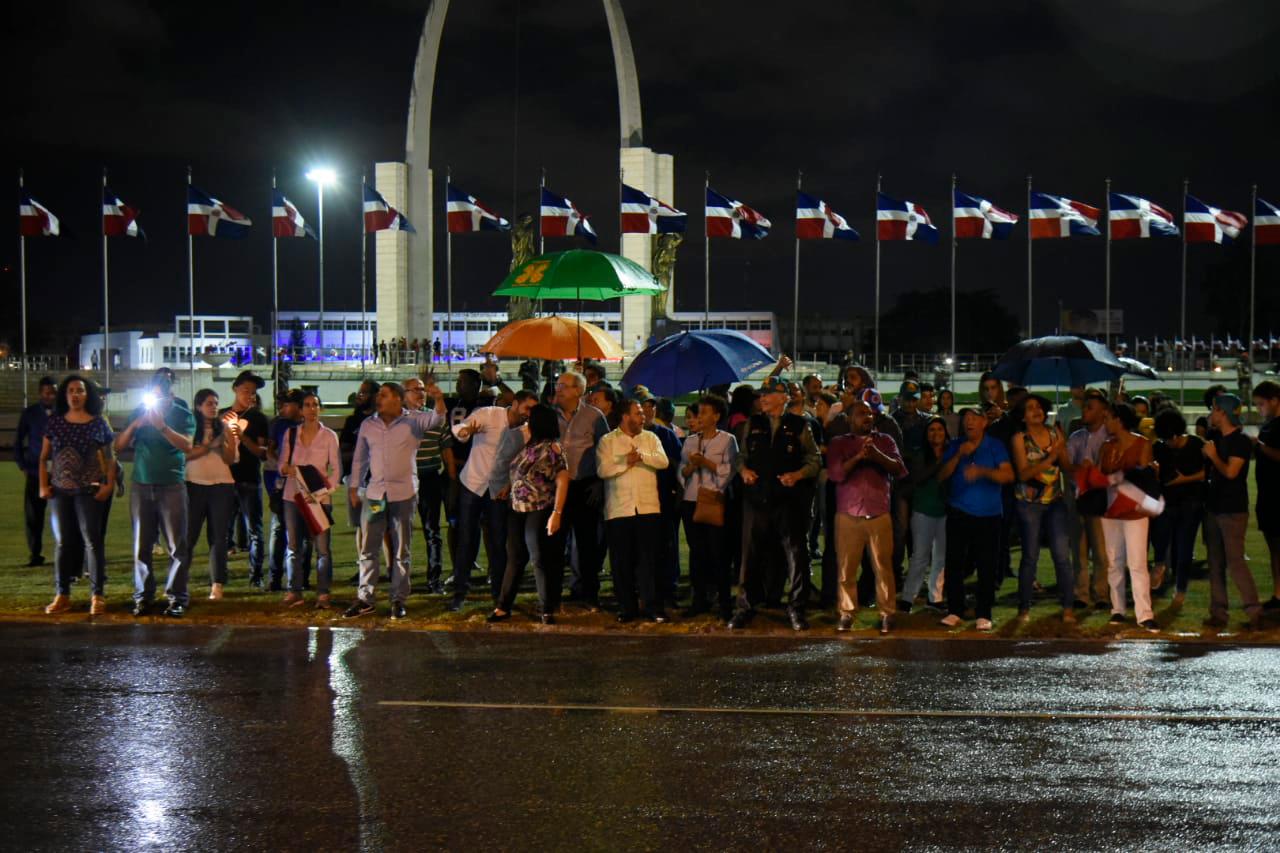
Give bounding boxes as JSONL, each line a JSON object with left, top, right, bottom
{"left": 142, "top": 391, "right": 158, "bottom": 409}
{"left": 306, "top": 167, "right": 337, "bottom": 186}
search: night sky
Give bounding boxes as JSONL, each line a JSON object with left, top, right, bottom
{"left": 7, "top": 0, "right": 1280, "bottom": 352}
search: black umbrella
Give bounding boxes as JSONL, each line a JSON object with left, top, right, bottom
{"left": 991, "top": 336, "right": 1126, "bottom": 387}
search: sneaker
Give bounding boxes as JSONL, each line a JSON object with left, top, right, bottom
{"left": 486, "top": 610, "right": 511, "bottom": 623}
{"left": 131, "top": 600, "right": 151, "bottom": 618}
{"left": 1171, "top": 591, "right": 1187, "bottom": 608}
{"left": 209, "top": 583, "right": 224, "bottom": 601}
{"left": 89, "top": 595, "right": 106, "bottom": 616}
{"left": 45, "top": 594, "right": 72, "bottom": 615}
{"left": 315, "top": 594, "right": 331, "bottom": 610}
{"left": 836, "top": 614, "right": 854, "bottom": 632}
{"left": 342, "top": 599, "right": 376, "bottom": 619}
{"left": 390, "top": 601, "right": 407, "bottom": 620}
{"left": 1109, "top": 613, "right": 1126, "bottom": 624}
{"left": 282, "top": 592, "right": 305, "bottom": 608}
{"left": 975, "top": 618, "right": 993, "bottom": 632}
{"left": 939, "top": 614, "right": 963, "bottom": 628}
{"left": 1139, "top": 619, "right": 1159, "bottom": 632}
{"left": 1017, "top": 609, "right": 1031, "bottom": 624}
{"left": 163, "top": 602, "right": 186, "bottom": 618}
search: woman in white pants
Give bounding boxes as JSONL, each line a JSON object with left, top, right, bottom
{"left": 1099, "top": 402, "right": 1158, "bottom": 632}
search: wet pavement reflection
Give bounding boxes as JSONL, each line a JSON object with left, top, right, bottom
{"left": 0, "top": 625, "right": 1276, "bottom": 850}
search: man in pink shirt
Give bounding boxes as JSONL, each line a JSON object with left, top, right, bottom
{"left": 826, "top": 396, "right": 907, "bottom": 634}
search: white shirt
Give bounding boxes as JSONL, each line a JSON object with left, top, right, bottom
{"left": 186, "top": 427, "right": 236, "bottom": 486}
{"left": 678, "top": 429, "right": 738, "bottom": 500}
{"left": 595, "top": 427, "right": 669, "bottom": 520}
{"left": 452, "top": 405, "right": 512, "bottom": 498}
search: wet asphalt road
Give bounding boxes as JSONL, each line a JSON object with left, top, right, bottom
{"left": 1, "top": 625, "right": 1277, "bottom": 852}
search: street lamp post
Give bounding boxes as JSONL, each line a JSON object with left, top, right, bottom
{"left": 306, "top": 168, "right": 336, "bottom": 363}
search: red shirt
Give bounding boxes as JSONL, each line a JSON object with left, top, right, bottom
{"left": 826, "top": 431, "right": 903, "bottom": 518}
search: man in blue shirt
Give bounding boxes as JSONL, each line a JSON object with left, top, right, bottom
{"left": 16, "top": 377, "right": 57, "bottom": 566}
{"left": 938, "top": 407, "right": 1014, "bottom": 631}
{"left": 345, "top": 382, "right": 446, "bottom": 619}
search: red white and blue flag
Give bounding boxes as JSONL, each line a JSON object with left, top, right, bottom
{"left": 954, "top": 190, "right": 1018, "bottom": 239}
{"left": 272, "top": 190, "right": 316, "bottom": 239}
{"left": 103, "top": 188, "right": 143, "bottom": 238}
{"left": 706, "top": 188, "right": 770, "bottom": 239}
{"left": 188, "top": 187, "right": 251, "bottom": 238}
{"left": 1256, "top": 197, "right": 1280, "bottom": 246}
{"left": 877, "top": 193, "right": 938, "bottom": 243}
{"left": 1109, "top": 193, "right": 1178, "bottom": 239}
{"left": 795, "top": 191, "right": 859, "bottom": 241}
{"left": 446, "top": 185, "right": 508, "bottom": 234}
{"left": 19, "top": 191, "right": 60, "bottom": 237}
{"left": 540, "top": 187, "right": 597, "bottom": 244}
{"left": 1183, "top": 195, "right": 1246, "bottom": 245}
{"left": 364, "top": 185, "right": 415, "bottom": 233}
{"left": 1029, "top": 192, "right": 1100, "bottom": 238}
{"left": 620, "top": 184, "right": 686, "bottom": 234}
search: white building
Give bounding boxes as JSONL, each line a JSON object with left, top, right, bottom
{"left": 78, "top": 316, "right": 259, "bottom": 372}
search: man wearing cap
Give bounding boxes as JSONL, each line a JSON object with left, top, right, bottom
{"left": 220, "top": 370, "right": 271, "bottom": 587}
{"left": 1202, "top": 394, "right": 1264, "bottom": 631}
{"left": 1065, "top": 388, "right": 1113, "bottom": 608}
{"left": 938, "top": 407, "right": 1014, "bottom": 631}
{"left": 729, "top": 376, "right": 822, "bottom": 631}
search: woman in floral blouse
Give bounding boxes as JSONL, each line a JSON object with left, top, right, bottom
{"left": 38, "top": 375, "right": 115, "bottom": 615}
{"left": 490, "top": 404, "right": 569, "bottom": 624}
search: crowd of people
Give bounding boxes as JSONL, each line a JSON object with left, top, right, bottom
{"left": 14, "top": 357, "right": 1280, "bottom": 633}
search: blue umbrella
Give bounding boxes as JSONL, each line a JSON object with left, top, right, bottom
{"left": 991, "top": 335, "right": 1126, "bottom": 387}
{"left": 622, "top": 330, "right": 775, "bottom": 397}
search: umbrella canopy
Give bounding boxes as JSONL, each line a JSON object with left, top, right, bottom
{"left": 480, "top": 316, "right": 623, "bottom": 361}
{"left": 621, "top": 329, "right": 775, "bottom": 398}
{"left": 1118, "top": 356, "right": 1160, "bottom": 380}
{"left": 492, "top": 249, "right": 665, "bottom": 301}
{"left": 991, "top": 335, "right": 1127, "bottom": 387}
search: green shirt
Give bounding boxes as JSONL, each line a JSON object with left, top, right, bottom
{"left": 415, "top": 417, "right": 453, "bottom": 475}
{"left": 907, "top": 449, "right": 947, "bottom": 517}
{"left": 128, "top": 401, "right": 196, "bottom": 486}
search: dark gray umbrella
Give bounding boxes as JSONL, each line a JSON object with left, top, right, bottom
{"left": 991, "top": 336, "right": 1126, "bottom": 387}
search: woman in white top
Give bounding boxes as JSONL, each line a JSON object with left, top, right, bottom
{"left": 678, "top": 395, "right": 739, "bottom": 621}
{"left": 181, "top": 389, "right": 240, "bottom": 600}
{"left": 280, "top": 391, "right": 342, "bottom": 608}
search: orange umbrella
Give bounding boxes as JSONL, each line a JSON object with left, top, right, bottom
{"left": 480, "top": 315, "right": 623, "bottom": 361}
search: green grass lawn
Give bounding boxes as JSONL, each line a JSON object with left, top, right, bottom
{"left": 3, "top": 464, "right": 1277, "bottom": 640}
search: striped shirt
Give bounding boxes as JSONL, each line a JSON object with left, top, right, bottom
{"left": 415, "top": 416, "right": 452, "bottom": 475}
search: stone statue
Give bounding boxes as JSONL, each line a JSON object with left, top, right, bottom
{"left": 650, "top": 233, "right": 681, "bottom": 319}
{"left": 508, "top": 213, "right": 537, "bottom": 322}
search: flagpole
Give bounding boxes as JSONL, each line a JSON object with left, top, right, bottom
{"left": 874, "top": 173, "right": 882, "bottom": 375}
{"left": 949, "top": 173, "right": 956, "bottom": 362}
{"left": 18, "top": 169, "right": 28, "bottom": 409}
{"left": 1026, "top": 174, "right": 1033, "bottom": 339}
{"left": 1104, "top": 177, "right": 1112, "bottom": 354}
{"left": 1250, "top": 182, "right": 1258, "bottom": 411}
{"left": 360, "top": 173, "right": 368, "bottom": 371}
{"left": 102, "top": 168, "right": 111, "bottom": 406}
{"left": 793, "top": 170, "right": 801, "bottom": 369}
{"left": 1179, "top": 178, "right": 1188, "bottom": 408}
{"left": 446, "top": 165, "right": 454, "bottom": 361}
{"left": 538, "top": 166, "right": 546, "bottom": 256}
{"left": 271, "top": 171, "right": 280, "bottom": 389}
{"left": 704, "top": 170, "right": 710, "bottom": 331}
{"left": 188, "top": 165, "right": 196, "bottom": 395}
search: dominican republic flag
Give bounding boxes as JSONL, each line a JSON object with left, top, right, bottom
{"left": 1077, "top": 465, "right": 1164, "bottom": 520}
{"left": 188, "top": 187, "right": 251, "bottom": 238}
{"left": 795, "top": 191, "right": 859, "bottom": 241}
{"left": 954, "top": 190, "right": 1018, "bottom": 239}
{"left": 364, "top": 185, "right": 415, "bottom": 233}
{"left": 446, "top": 185, "right": 508, "bottom": 233}
{"left": 877, "top": 193, "right": 938, "bottom": 243}
{"left": 620, "top": 184, "right": 686, "bottom": 234}
{"left": 540, "top": 187, "right": 597, "bottom": 244}
{"left": 1029, "top": 192, "right": 1101, "bottom": 238}
{"left": 103, "top": 188, "right": 144, "bottom": 238}
{"left": 1109, "top": 193, "right": 1178, "bottom": 239}
{"left": 19, "top": 192, "right": 60, "bottom": 237}
{"left": 1184, "top": 196, "right": 1247, "bottom": 245}
{"left": 706, "top": 187, "right": 770, "bottom": 239}
{"left": 1257, "top": 197, "right": 1280, "bottom": 246}
{"left": 272, "top": 190, "right": 316, "bottom": 239}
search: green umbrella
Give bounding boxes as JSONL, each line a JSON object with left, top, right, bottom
{"left": 492, "top": 249, "right": 665, "bottom": 301}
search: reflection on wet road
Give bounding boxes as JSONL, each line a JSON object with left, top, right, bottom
{"left": 0, "top": 625, "right": 1275, "bottom": 850}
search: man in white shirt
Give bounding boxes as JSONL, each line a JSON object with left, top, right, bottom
{"left": 449, "top": 392, "right": 537, "bottom": 610}
{"left": 597, "top": 399, "right": 669, "bottom": 622}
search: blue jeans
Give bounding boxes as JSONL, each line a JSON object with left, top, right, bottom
{"left": 131, "top": 482, "right": 189, "bottom": 605}
{"left": 51, "top": 491, "right": 106, "bottom": 595}
{"left": 230, "top": 482, "right": 264, "bottom": 573}
{"left": 1015, "top": 499, "right": 1074, "bottom": 610}
{"left": 358, "top": 498, "right": 415, "bottom": 604}
{"left": 181, "top": 482, "right": 235, "bottom": 585}
{"left": 284, "top": 500, "right": 332, "bottom": 594}
{"left": 1162, "top": 499, "right": 1202, "bottom": 593}
{"left": 902, "top": 511, "right": 946, "bottom": 604}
